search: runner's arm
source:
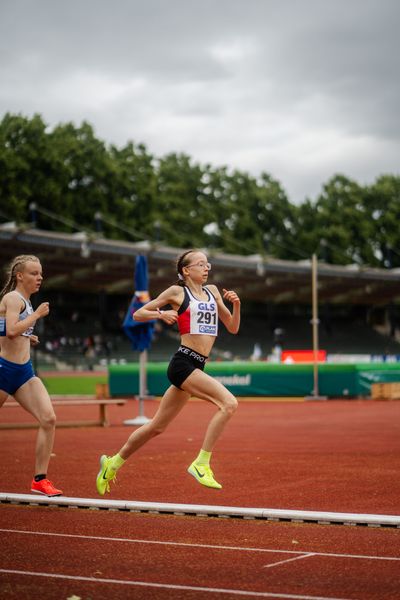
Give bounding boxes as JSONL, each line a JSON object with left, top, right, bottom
{"left": 4, "top": 294, "right": 48, "bottom": 339}
{"left": 209, "top": 285, "right": 241, "bottom": 334}
{"left": 133, "top": 286, "right": 182, "bottom": 325}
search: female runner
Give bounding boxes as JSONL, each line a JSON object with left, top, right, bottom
{"left": 96, "top": 249, "right": 240, "bottom": 493}
{"left": 0, "top": 255, "right": 62, "bottom": 496}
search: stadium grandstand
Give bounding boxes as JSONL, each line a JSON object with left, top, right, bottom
{"left": 1, "top": 221, "right": 400, "bottom": 371}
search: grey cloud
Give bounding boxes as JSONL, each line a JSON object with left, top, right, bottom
{"left": 0, "top": 0, "right": 399, "bottom": 203}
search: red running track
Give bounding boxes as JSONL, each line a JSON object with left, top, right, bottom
{"left": 1, "top": 399, "right": 399, "bottom": 513}
{"left": 1, "top": 505, "right": 400, "bottom": 599}
{"left": 1, "top": 399, "right": 400, "bottom": 598}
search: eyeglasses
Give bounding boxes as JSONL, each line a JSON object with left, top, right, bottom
{"left": 186, "top": 261, "right": 212, "bottom": 270}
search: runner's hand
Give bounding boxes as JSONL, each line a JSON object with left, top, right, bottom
{"left": 222, "top": 289, "right": 240, "bottom": 305}
{"left": 29, "top": 335, "right": 40, "bottom": 346}
{"left": 35, "top": 302, "right": 50, "bottom": 319}
{"left": 158, "top": 309, "right": 178, "bottom": 325}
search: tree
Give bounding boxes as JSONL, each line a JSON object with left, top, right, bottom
{"left": 294, "top": 174, "right": 374, "bottom": 265}
{"left": 108, "top": 141, "right": 157, "bottom": 241}
{"left": 0, "top": 112, "right": 50, "bottom": 223}
{"left": 365, "top": 175, "right": 400, "bottom": 268}
{"left": 1, "top": 112, "right": 399, "bottom": 269}
{"left": 155, "top": 153, "right": 207, "bottom": 247}
{"left": 47, "top": 121, "right": 113, "bottom": 232}
{"left": 196, "top": 168, "right": 296, "bottom": 258}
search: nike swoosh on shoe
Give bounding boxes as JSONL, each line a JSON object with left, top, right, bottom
{"left": 194, "top": 466, "right": 205, "bottom": 478}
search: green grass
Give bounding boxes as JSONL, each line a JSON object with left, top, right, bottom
{"left": 41, "top": 373, "right": 108, "bottom": 395}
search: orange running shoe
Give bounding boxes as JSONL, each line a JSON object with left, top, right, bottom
{"left": 31, "top": 478, "right": 63, "bottom": 497}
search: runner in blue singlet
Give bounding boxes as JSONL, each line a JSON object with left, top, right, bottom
{"left": 0, "top": 255, "right": 62, "bottom": 497}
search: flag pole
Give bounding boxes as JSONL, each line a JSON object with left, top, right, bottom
{"left": 123, "top": 254, "right": 153, "bottom": 426}
{"left": 124, "top": 351, "right": 151, "bottom": 425}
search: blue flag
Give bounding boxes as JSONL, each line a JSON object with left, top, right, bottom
{"left": 123, "top": 255, "right": 154, "bottom": 352}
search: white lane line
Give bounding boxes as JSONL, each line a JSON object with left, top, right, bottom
{"left": 1, "top": 528, "right": 399, "bottom": 563}
{"left": 0, "top": 568, "right": 357, "bottom": 600}
{"left": 263, "top": 553, "right": 316, "bottom": 569}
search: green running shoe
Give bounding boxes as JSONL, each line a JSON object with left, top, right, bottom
{"left": 187, "top": 462, "right": 222, "bottom": 489}
{"left": 96, "top": 455, "right": 117, "bottom": 495}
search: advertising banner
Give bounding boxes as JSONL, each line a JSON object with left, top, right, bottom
{"left": 109, "top": 361, "right": 400, "bottom": 398}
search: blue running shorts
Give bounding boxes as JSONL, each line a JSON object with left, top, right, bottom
{"left": 0, "top": 357, "right": 35, "bottom": 396}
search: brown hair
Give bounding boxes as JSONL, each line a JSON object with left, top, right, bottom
{"left": 0, "top": 255, "right": 40, "bottom": 299}
{"left": 175, "top": 249, "right": 197, "bottom": 286}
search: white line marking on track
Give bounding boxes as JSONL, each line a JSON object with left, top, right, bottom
{"left": 0, "top": 568, "right": 357, "bottom": 600}
{"left": 1, "top": 528, "right": 399, "bottom": 563}
{"left": 263, "top": 553, "right": 316, "bottom": 569}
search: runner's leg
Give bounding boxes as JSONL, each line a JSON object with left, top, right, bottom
{"left": 181, "top": 369, "right": 238, "bottom": 451}
{"left": 118, "top": 385, "right": 190, "bottom": 459}
{"left": 14, "top": 377, "right": 56, "bottom": 475}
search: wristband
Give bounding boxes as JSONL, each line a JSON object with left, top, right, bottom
{"left": 157, "top": 308, "right": 164, "bottom": 316}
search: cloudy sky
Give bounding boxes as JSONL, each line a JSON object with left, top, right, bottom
{"left": 1, "top": 0, "right": 399, "bottom": 203}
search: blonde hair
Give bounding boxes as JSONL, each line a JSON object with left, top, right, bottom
{"left": 0, "top": 255, "right": 40, "bottom": 299}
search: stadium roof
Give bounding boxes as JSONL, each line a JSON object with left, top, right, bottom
{"left": 1, "top": 223, "right": 400, "bottom": 305}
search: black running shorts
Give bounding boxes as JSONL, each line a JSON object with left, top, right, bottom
{"left": 167, "top": 345, "right": 208, "bottom": 389}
